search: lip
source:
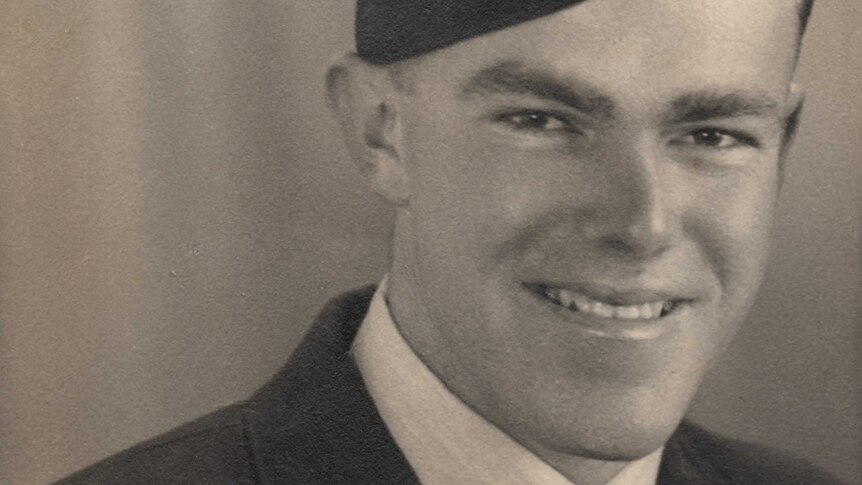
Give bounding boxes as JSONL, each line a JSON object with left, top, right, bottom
{"left": 525, "top": 281, "right": 692, "bottom": 306}
{"left": 521, "top": 281, "right": 696, "bottom": 341}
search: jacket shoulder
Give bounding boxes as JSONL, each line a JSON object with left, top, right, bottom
{"left": 668, "top": 421, "right": 845, "bottom": 485}
{"left": 56, "top": 403, "right": 259, "bottom": 485}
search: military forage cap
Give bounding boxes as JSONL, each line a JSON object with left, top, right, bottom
{"left": 356, "top": 0, "right": 589, "bottom": 65}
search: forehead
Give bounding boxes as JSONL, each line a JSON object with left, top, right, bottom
{"left": 403, "top": 0, "right": 799, "bottom": 107}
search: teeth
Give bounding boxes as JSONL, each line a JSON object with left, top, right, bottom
{"left": 558, "top": 289, "right": 574, "bottom": 308}
{"left": 592, "top": 301, "right": 615, "bottom": 318}
{"left": 543, "top": 287, "right": 671, "bottom": 320}
{"left": 615, "top": 305, "right": 640, "bottom": 319}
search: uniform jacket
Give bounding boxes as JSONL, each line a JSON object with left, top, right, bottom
{"left": 58, "top": 286, "right": 843, "bottom": 484}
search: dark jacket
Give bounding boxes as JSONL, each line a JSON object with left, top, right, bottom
{"left": 58, "top": 287, "right": 843, "bottom": 484}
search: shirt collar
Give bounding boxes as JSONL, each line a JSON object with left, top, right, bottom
{"left": 352, "top": 278, "right": 663, "bottom": 485}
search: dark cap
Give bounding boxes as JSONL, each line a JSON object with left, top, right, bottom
{"left": 356, "top": 0, "right": 588, "bottom": 65}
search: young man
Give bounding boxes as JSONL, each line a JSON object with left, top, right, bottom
{"left": 60, "top": 1, "right": 843, "bottom": 483}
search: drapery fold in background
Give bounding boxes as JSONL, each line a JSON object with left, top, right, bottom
{"left": 1, "top": 2, "right": 859, "bottom": 484}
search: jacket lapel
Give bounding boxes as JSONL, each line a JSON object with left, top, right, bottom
{"left": 246, "top": 286, "right": 419, "bottom": 484}
{"left": 657, "top": 421, "right": 730, "bottom": 485}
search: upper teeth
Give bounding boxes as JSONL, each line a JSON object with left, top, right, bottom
{"left": 544, "top": 287, "right": 670, "bottom": 320}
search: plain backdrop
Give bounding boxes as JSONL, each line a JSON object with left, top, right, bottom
{"left": 1, "top": 2, "right": 859, "bottom": 484}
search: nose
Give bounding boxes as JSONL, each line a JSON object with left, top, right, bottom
{"left": 581, "top": 138, "right": 675, "bottom": 261}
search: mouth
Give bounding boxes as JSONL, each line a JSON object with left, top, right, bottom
{"left": 525, "top": 282, "right": 688, "bottom": 322}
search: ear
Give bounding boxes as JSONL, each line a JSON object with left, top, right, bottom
{"left": 778, "top": 81, "right": 805, "bottom": 189}
{"left": 326, "top": 53, "right": 409, "bottom": 206}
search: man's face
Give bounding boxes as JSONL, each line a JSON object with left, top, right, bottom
{"left": 385, "top": 0, "right": 801, "bottom": 461}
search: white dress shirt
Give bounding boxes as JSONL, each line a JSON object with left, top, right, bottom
{"left": 352, "top": 279, "right": 663, "bottom": 485}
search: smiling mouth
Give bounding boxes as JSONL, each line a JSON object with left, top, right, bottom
{"left": 527, "top": 283, "right": 685, "bottom": 320}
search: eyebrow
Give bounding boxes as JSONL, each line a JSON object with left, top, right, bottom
{"left": 459, "top": 61, "right": 783, "bottom": 125}
{"left": 459, "top": 61, "right": 616, "bottom": 120}
{"left": 665, "top": 90, "right": 782, "bottom": 124}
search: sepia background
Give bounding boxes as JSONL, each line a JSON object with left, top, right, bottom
{"left": 1, "top": 2, "right": 860, "bottom": 484}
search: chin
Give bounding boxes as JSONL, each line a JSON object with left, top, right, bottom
{"left": 537, "top": 414, "right": 681, "bottom": 462}
{"left": 509, "top": 380, "right": 696, "bottom": 463}
{"left": 579, "top": 424, "right": 676, "bottom": 461}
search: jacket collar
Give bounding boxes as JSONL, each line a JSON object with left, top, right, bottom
{"left": 246, "top": 286, "right": 419, "bottom": 484}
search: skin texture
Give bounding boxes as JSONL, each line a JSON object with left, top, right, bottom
{"left": 328, "top": 1, "right": 804, "bottom": 483}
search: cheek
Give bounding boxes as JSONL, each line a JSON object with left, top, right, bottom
{"left": 693, "top": 168, "right": 778, "bottom": 303}
{"left": 403, "top": 120, "right": 559, "bottom": 262}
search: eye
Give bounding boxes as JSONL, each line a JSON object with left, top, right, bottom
{"left": 497, "top": 111, "right": 575, "bottom": 133}
{"left": 681, "top": 128, "right": 758, "bottom": 149}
